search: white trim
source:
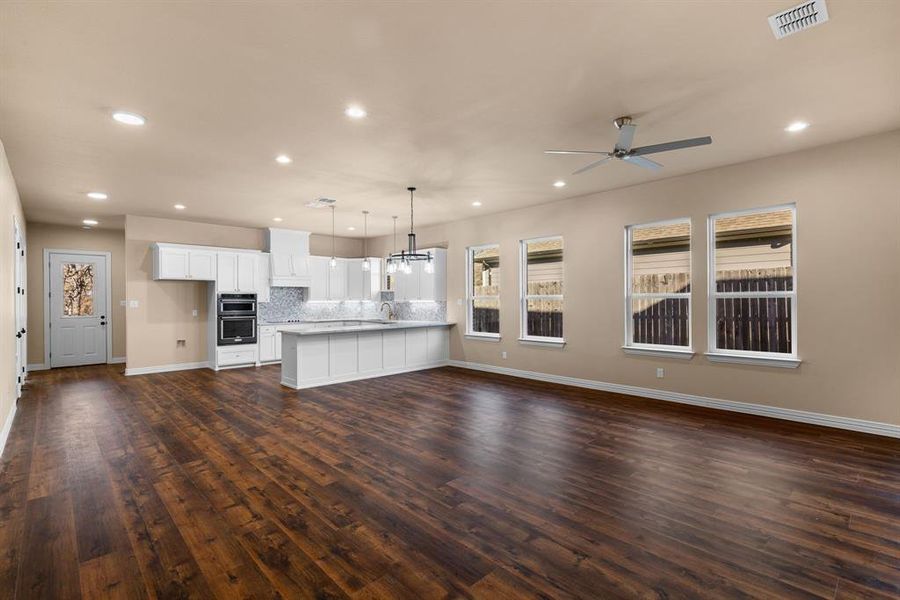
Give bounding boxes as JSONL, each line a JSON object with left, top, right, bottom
{"left": 624, "top": 217, "right": 692, "bottom": 351}
{"left": 281, "top": 360, "right": 450, "bottom": 390}
{"left": 0, "top": 402, "right": 17, "bottom": 459}
{"left": 518, "top": 337, "right": 565, "bottom": 347}
{"left": 519, "top": 235, "right": 564, "bottom": 342}
{"left": 622, "top": 346, "right": 694, "bottom": 359}
{"left": 465, "top": 243, "right": 501, "bottom": 337}
{"left": 43, "top": 249, "right": 114, "bottom": 368}
{"left": 27, "top": 363, "right": 48, "bottom": 371}
{"left": 707, "top": 204, "right": 798, "bottom": 360}
{"left": 109, "top": 356, "right": 127, "bottom": 364}
{"left": 465, "top": 333, "right": 501, "bottom": 342}
{"left": 705, "top": 352, "right": 801, "bottom": 368}
{"left": 124, "top": 361, "right": 210, "bottom": 376}
{"left": 447, "top": 360, "right": 900, "bottom": 438}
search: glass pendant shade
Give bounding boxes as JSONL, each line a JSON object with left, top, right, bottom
{"left": 361, "top": 258, "right": 371, "bottom": 272}
{"left": 401, "top": 260, "right": 412, "bottom": 275}
{"left": 329, "top": 256, "right": 337, "bottom": 269}
{"left": 424, "top": 259, "right": 435, "bottom": 274}
{"left": 387, "top": 260, "right": 397, "bottom": 274}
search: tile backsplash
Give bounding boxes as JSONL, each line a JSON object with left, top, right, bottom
{"left": 258, "top": 287, "right": 446, "bottom": 323}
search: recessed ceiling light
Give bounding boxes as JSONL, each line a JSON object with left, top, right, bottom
{"left": 347, "top": 226, "right": 356, "bottom": 231}
{"left": 275, "top": 154, "right": 292, "bottom": 164}
{"left": 83, "top": 219, "right": 99, "bottom": 226}
{"left": 82, "top": 226, "right": 92, "bottom": 230}
{"left": 785, "top": 121, "right": 809, "bottom": 132}
{"left": 345, "top": 105, "right": 367, "bottom": 119}
{"left": 272, "top": 217, "right": 283, "bottom": 222}
{"left": 174, "top": 204, "right": 186, "bottom": 210}
{"left": 472, "top": 201, "right": 482, "bottom": 207}
{"left": 112, "top": 111, "right": 146, "bottom": 126}
{"left": 87, "top": 192, "right": 108, "bottom": 200}
{"left": 553, "top": 180, "right": 566, "bottom": 188}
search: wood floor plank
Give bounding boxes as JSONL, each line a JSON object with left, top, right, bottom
{"left": 0, "top": 364, "right": 898, "bottom": 599}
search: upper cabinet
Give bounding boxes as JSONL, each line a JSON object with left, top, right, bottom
{"left": 308, "top": 256, "right": 381, "bottom": 301}
{"left": 217, "top": 251, "right": 259, "bottom": 293}
{"left": 390, "top": 248, "right": 447, "bottom": 301}
{"left": 152, "top": 243, "right": 217, "bottom": 281}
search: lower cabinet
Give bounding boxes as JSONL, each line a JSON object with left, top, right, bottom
{"left": 258, "top": 325, "right": 282, "bottom": 363}
{"left": 281, "top": 326, "right": 450, "bottom": 389}
{"left": 217, "top": 345, "right": 258, "bottom": 367}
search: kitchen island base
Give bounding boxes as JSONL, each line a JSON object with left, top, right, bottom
{"left": 280, "top": 324, "right": 450, "bottom": 389}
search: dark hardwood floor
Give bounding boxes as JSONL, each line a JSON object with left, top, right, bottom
{"left": 1, "top": 364, "right": 898, "bottom": 599}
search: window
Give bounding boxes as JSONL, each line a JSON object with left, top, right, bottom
{"left": 466, "top": 244, "right": 501, "bottom": 337}
{"left": 625, "top": 219, "right": 691, "bottom": 353}
{"left": 62, "top": 263, "right": 95, "bottom": 316}
{"left": 519, "top": 236, "right": 564, "bottom": 343}
{"left": 708, "top": 205, "right": 798, "bottom": 365}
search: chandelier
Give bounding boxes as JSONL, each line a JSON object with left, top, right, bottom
{"left": 386, "top": 187, "right": 433, "bottom": 275}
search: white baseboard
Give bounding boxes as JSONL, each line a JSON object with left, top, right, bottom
{"left": 448, "top": 360, "right": 900, "bottom": 439}
{"left": 109, "top": 356, "right": 127, "bottom": 364}
{"left": 27, "top": 363, "right": 47, "bottom": 372}
{"left": 0, "top": 402, "right": 17, "bottom": 459}
{"left": 124, "top": 361, "right": 210, "bottom": 376}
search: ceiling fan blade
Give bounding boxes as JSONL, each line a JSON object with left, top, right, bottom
{"left": 544, "top": 149, "right": 609, "bottom": 155}
{"left": 572, "top": 156, "right": 612, "bottom": 175}
{"left": 630, "top": 136, "right": 712, "bottom": 156}
{"left": 615, "top": 123, "right": 636, "bottom": 152}
{"left": 623, "top": 155, "right": 663, "bottom": 171}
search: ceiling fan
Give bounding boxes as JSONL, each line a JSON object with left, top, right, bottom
{"left": 545, "top": 117, "right": 712, "bottom": 174}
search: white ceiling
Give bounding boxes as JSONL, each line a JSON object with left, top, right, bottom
{"left": 1, "top": 1, "right": 898, "bottom": 236}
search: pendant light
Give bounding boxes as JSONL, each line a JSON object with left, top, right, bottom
{"left": 329, "top": 205, "right": 337, "bottom": 269}
{"left": 386, "top": 186, "right": 433, "bottom": 273}
{"left": 386, "top": 216, "right": 399, "bottom": 274}
{"left": 361, "top": 210, "right": 371, "bottom": 272}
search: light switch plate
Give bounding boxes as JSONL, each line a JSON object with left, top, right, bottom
{"left": 119, "top": 300, "right": 127, "bottom": 307}
{"left": 192, "top": 309, "right": 198, "bottom": 317}
{"left": 129, "top": 300, "right": 139, "bottom": 308}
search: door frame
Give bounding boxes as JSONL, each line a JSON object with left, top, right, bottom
{"left": 43, "top": 249, "right": 113, "bottom": 368}
{"left": 13, "top": 215, "right": 25, "bottom": 396}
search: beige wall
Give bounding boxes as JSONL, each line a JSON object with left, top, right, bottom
{"left": 369, "top": 130, "right": 900, "bottom": 426}
{"left": 0, "top": 138, "right": 25, "bottom": 439}
{"left": 125, "top": 215, "right": 363, "bottom": 369}
{"left": 25, "top": 223, "right": 126, "bottom": 363}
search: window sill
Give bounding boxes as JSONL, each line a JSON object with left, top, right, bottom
{"left": 465, "top": 333, "right": 501, "bottom": 342}
{"left": 622, "top": 346, "right": 694, "bottom": 360}
{"left": 518, "top": 337, "right": 566, "bottom": 348}
{"left": 704, "top": 352, "right": 801, "bottom": 369}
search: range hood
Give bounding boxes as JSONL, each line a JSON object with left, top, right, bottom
{"left": 266, "top": 228, "right": 311, "bottom": 287}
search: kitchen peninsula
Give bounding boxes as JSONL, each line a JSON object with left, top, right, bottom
{"left": 279, "top": 320, "right": 452, "bottom": 389}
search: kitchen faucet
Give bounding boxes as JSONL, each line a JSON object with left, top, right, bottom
{"left": 379, "top": 301, "right": 396, "bottom": 321}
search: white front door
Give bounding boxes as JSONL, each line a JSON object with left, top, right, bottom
{"left": 49, "top": 252, "right": 108, "bottom": 367}
{"left": 14, "top": 218, "right": 25, "bottom": 396}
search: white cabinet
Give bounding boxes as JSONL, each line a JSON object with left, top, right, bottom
{"left": 329, "top": 260, "right": 348, "bottom": 300}
{"left": 308, "top": 256, "right": 330, "bottom": 301}
{"left": 216, "top": 251, "right": 259, "bottom": 293}
{"left": 308, "top": 256, "right": 354, "bottom": 301}
{"left": 152, "top": 244, "right": 217, "bottom": 281}
{"left": 391, "top": 249, "right": 447, "bottom": 301}
{"left": 216, "top": 345, "right": 258, "bottom": 367}
{"left": 257, "top": 253, "right": 271, "bottom": 302}
{"left": 270, "top": 253, "right": 310, "bottom": 287}
{"left": 258, "top": 325, "right": 282, "bottom": 363}
{"left": 347, "top": 258, "right": 381, "bottom": 301}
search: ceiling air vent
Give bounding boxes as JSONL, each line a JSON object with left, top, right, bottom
{"left": 768, "top": 0, "right": 829, "bottom": 39}
{"left": 305, "top": 197, "right": 337, "bottom": 209}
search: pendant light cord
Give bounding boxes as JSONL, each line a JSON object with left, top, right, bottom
{"left": 331, "top": 205, "right": 335, "bottom": 258}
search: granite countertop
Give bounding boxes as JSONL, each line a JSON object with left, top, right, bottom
{"left": 277, "top": 320, "right": 453, "bottom": 336}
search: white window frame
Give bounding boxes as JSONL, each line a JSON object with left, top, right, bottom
{"left": 519, "top": 235, "right": 565, "bottom": 346}
{"left": 623, "top": 218, "right": 694, "bottom": 359}
{"left": 466, "top": 243, "right": 501, "bottom": 340}
{"left": 706, "top": 203, "right": 800, "bottom": 368}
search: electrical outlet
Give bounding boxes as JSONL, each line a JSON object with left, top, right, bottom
{"left": 192, "top": 309, "right": 198, "bottom": 317}
{"left": 501, "top": 351, "right": 508, "bottom": 359}
{"left": 656, "top": 368, "right": 665, "bottom": 379}
{"left": 128, "top": 300, "right": 139, "bottom": 308}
